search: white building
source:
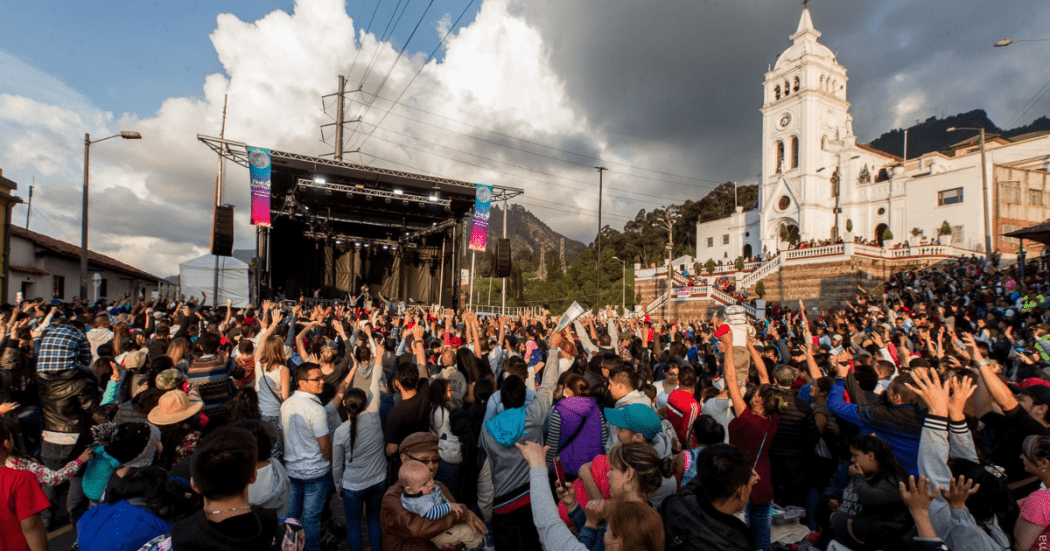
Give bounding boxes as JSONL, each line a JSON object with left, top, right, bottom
{"left": 8, "top": 225, "right": 166, "bottom": 303}
{"left": 698, "top": 8, "right": 1050, "bottom": 262}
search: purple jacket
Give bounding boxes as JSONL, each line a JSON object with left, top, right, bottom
{"left": 548, "top": 397, "right": 604, "bottom": 475}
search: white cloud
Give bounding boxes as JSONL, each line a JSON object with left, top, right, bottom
{"left": 0, "top": 0, "right": 616, "bottom": 276}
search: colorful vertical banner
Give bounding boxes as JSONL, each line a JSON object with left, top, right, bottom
{"left": 469, "top": 183, "right": 492, "bottom": 252}
{"left": 247, "top": 146, "right": 272, "bottom": 227}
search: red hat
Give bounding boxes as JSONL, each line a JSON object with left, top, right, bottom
{"left": 666, "top": 389, "right": 700, "bottom": 449}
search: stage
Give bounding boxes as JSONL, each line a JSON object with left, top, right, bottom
{"left": 198, "top": 135, "right": 523, "bottom": 307}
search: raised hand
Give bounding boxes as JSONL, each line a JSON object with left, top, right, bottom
{"left": 905, "top": 368, "right": 949, "bottom": 417}
{"left": 899, "top": 475, "right": 940, "bottom": 514}
{"left": 943, "top": 476, "right": 979, "bottom": 510}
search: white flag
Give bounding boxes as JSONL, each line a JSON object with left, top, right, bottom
{"left": 554, "top": 301, "right": 587, "bottom": 334}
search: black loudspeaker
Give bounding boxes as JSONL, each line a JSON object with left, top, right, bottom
{"left": 495, "top": 238, "right": 512, "bottom": 278}
{"left": 211, "top": 205, "right": 234, "bottom": 257}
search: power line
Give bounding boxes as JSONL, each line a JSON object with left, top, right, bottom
{"left": 364, "top": 152, "right": 637, "bottom": 222}
{"left": 345, "top": 0, "right": 384, "bottom": 82}
{"left": 366, "top": 125, "right": 691, "bottom": 207}
{"left": 1005, "top": 73, "right": 1050, "bottom": 129}
{"left": 348, "top": 92, "right": 729, "bottom": 187}
{"left": 352, "top": 0, "right": 479, "bottom": 153}
{"left": 345, "top": 0, "right": 412, "bottom": 142}
{"left": 346, "top": 0, "right": 438, "bottom": 148}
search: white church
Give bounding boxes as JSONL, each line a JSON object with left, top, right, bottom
{"left": 697, "top": 7, "right": 1050, "bottom": 263}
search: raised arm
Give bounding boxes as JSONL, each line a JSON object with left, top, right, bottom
{"left": 746, "top": 338, "right": 769, "bottom": 385}
{"left": 721, "top": 333, "right": 747, "bottom": 417}
{"left": 966, "top": 334, "right": 1018, "bottom": 412}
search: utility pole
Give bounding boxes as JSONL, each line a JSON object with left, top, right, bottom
{"left": 977, "top": 128, "right": 992, "bottom": 261}
{"left": 501, "top": 198, "right": 507, "bottom": 315}
{"left": 322, "top": 76, "right": 361, "bottom": 159}
{"left": 595, "top": 166, "right": 607, "bottom": 310}
{"left": 335, "top": 75, "right": 345, "bottom": 161}
{"left": 212, "top": 95, "right": 228, "bottom": 306}
{"left": 25, "top": 180, "right": 33, "bottom": 229}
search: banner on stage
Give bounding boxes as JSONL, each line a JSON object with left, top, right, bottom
{"left": 248, "top": 146, "right": 272, "bottom": 227}
{"left": 469, "top": 183, "right": 492, "bottom": 252}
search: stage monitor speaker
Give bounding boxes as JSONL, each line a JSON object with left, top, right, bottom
{"left": 495, "top": 238, "right": 512, "bottom": 278}
{"left": 211, "top": 205, "right": 234, "bottom": 257}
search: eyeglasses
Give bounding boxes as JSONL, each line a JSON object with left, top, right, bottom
{"left": 406, "top": 454, "right": 441, "bottom": 465}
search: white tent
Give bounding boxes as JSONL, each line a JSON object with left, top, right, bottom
{"left": 178, "top": 255, "right": 250, "bottom": 307}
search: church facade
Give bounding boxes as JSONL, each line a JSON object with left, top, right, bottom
{"left": 697, "top": 8, "right": 1050, "bottom": 264}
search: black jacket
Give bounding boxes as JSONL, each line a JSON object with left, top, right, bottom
{"left": 37, "top": 368, "right": 100, "bottom": 434}
{"left": 169, "top": 506, "right": 299, "bottom": 551}
{"left": 663, "top": 478, "right": 754, "bottom": 551}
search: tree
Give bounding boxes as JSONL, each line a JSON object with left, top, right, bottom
{"left": 911, "top": 227, "right": 922, "bottom": 237}
{"left": 735, "top": 256, "right": 744, "bottom": 271}
{"left": 939, "top": 221, "right": 952, "bottom": 235}
{"left": 705, "top": 258, "right": 715, "bottom": 275}
{"left": 755, "top": 281, "right": 765, "bottom": 297}
{"left": 846, "top": 219, "right": 853, "bottom": 232}
{"left": 882, "top": 228, "right": 894, "bottom": 241}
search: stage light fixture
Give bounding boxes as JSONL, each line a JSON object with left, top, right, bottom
{"left": 385, "top": 197, "right": 391, "bottom": 204}
{"left": 393, "top": 189, "right": 404, "bottom": 195}
{"left": 335, "top": 239, "right": 342, "bottom": 245}
{"left": 364, "top": 243, "right": 370, "bottom": 248}
{"left": 325, "top": 189, "right": 332, "bottom": 196}
{"left": 355, "top": 242, "right": 361, "bottom": 247}
{"left": 366, "top": 195, "right": 373, "bottom": 201}
{"left": 315, "top": 176, "right": 326, "bottom": 185}
{"left": 383, "top": 245, "right": 389, "bottom": 250}
{"left": 402, "top": 199, "right": 409, "bottom": 206}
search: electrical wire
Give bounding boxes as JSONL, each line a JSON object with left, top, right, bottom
{"left": 346, "top": 0, "right": 438, "bottom": 148}
{"left": 345, "top": 0, "right": 384, "bottom": 82}
{"left": 1005, "top": 72, "right": 1050, "bottom": 130}
{"left": 365, "top": 152, "right": 637, "bottom": 222}
{"left": 346, "top": 96, "right": 726, "bottom": 190}
{"left": 366, "top": 126, "right": 692, "bottom": 207}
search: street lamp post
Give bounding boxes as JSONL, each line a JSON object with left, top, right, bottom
{"left": 612, "top": 256, "right": 626, "bottom": 314}
{"left": 946, "top": 127, "right": 992, "bottom": 261}
{"left": 655, "top": 212, "right": 679, "bottom": 317}
{"left": 82, "top": 131, "right": 142, "bottom": 300}
{"left": 994, "top": 38, "right": 1050, "bottom": 47}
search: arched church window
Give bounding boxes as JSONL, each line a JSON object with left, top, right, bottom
{"left": 775, "top": 141, "right": 784, "bottom": 173}
{"left": 790, "top": 136, "right": 799, "bottom": 169}
{"left": 784, "top": 80, "right": 790, "bottom": 96}
{"left": 793, "top": 77, "right": 800, "bottom": 92}
{"left": 819, "top": 75, "right": 824, "bottom": 90}
{"left": 821, "top": 135, "right": 828, "bottom": 150}
{"left": 774, "top": 85, "right": 781, "bottom": 100}
{"left": 832, "top": 80, "right": 838, "bottom": 94}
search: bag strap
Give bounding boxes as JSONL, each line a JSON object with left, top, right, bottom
{"left": 262, "top": 369, "right": 284, "bottom": 404}
{"left": 557, "top": 411, "right": 590, "bottom": 454}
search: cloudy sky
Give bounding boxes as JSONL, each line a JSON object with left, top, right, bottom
{"left": 1, "top": 0, "right": 1048, "bottom": 277}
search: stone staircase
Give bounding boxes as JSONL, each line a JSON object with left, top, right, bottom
{"left": 638, "top": 243, "right": 967, "bottom": 320}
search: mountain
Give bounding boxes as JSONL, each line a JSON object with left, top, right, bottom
{"left": 462, "top": 204, "right": 587, "bottom": 273}
{"left": 867, "top": 109, "right": 1050, "bottom": 159}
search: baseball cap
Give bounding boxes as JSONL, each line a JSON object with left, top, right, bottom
{"left": 604, "top": 404, "right": 662, "bottom": 441}
{"left": 1017, "top": 381, "right": 1050, "bottom": 407}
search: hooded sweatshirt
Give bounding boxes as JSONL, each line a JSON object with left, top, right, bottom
{"left": 479, "top": 355, "right": 558, "bottom": 513}
{"left": 248, "top": 458, "right": 290, "bottom": 517}
{"left": 548, "top": 397, "right": 604, "bottom": 475}
{"left": 604, "top": 390, "right": 653, "bottom": 451}
{"left": 81, "top": 445, "right": 121, "bottom": 501}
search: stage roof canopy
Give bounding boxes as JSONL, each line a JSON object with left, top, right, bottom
{"left": 198, "top": 135, "right": 523, "bottom": 243}
{"left": 1003, "top": 219, "right": 1050, "bottom": 246}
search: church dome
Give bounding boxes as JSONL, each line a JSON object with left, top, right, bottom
{"left": 774, "top": 9, "right": 836, "bottom": 70}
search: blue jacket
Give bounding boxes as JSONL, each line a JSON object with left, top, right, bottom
{"left": 77, "top": 500, "right": 172, "bottom": 551}
{"left": 827, "top": 378, "right": 925, "bottom": 476}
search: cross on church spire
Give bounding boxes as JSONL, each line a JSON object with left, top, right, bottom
{"left": 802, "top": 0, "right": 808, "bottom": 7}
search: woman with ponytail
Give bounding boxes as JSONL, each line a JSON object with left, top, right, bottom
{"left": 332, "top": 349, "right": 386, "bottom": 551}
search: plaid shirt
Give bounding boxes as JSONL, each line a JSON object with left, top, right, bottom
{"left": 36, "top": 324, "right": 92, "bottom": 373}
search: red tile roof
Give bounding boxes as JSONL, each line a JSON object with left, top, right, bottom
{"left": 9, "top": 265, "right": 49, "bottom": 276}
{"left": 857, "top": 143, "right": 903, "bottom": 161}
{"left": 10, "top": 226, "right": 160, "bottom": 282}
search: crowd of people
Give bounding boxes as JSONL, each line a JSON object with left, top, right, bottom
{"left": 1, "top": 248, "right": 1050, "bottom": 551}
